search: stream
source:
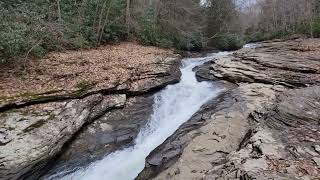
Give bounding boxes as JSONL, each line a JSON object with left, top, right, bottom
{"left": 50, "top": 51, "right": 232, "bottom": 180}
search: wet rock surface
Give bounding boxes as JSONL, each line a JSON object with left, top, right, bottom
{"left": 139, "top": 39, "right": 320, "bottom": 180}
{"left": 195, "top": 61, "right": 218, "bottom": 82}
{"left": 42, "top": 95, "right": 155, "bottom": 179}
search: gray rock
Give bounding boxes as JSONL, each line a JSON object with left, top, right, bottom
{"left": 313, "top": 157, "right": 320, "bottom": 167}
{"left": 197, "top": 40, "right": 320, "bottom": 87}
{"left": 314, "top": 145, "right": 320, "bottom": 154}
{"left": 195, "top": 61, "right": 218, "bottom": 82}
{"left": 41, "top": 94, "right": 155, "bottom": 179}
{"left": 137, "top": 83, "right": 278, "bottom": 180}
{"left": 0, "top": 94, "right": 126, "bottom": 180}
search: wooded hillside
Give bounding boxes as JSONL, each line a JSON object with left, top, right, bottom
{"left": 0, "top": 0, "right": 319, "bottom": 64}
{"left": 239, "top": 0, "right": 320, "bottom": 41}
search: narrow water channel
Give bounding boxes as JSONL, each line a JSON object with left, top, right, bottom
{"left": 51, "top": 52, "right": 231, "bottom": 180}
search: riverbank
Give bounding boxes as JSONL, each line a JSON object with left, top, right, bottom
{"left": 0, "top": 42, "right": 181, "bottom": 180}
{"left": 138, "top": 38, "right": 320, "bottom": 180}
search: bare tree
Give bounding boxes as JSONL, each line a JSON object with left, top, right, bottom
{"left": 126, "top": 0, "right": 131, "bottom": 35}
{"left": 57, "top": 0, "right": 62, "bottom": 23}
{"left": 240, "top": 0, "right": 317, "bottom": 37}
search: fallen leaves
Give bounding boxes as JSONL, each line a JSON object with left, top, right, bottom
{"left": 0, "top": 42, "right": 175, "bottom": 104}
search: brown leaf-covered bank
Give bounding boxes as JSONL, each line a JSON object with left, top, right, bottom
{"left": 138, "top": 39, "right": 320, "bottom": 180}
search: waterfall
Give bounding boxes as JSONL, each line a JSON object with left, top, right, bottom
{"left": 50, "top": 51, "right": 231, "bottom": 180}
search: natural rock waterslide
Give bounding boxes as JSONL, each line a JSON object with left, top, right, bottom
{"left": 46, "top": 52, "right": 231, "bottom": 179}
{"left": 1, "top": 39, "right": 320, "bottom": 180}
{"left": 138, "top": 39, "right": 320, "bottom": 180}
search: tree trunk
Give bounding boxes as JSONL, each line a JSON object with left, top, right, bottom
{"left": 96, "top": 0, "right": 107, "bottom": 45}
{"left": 126, "top": 0, "right": 131, "bottom": 36}
{"left": 57, "top": 0, "right": 62, "bottom": 23}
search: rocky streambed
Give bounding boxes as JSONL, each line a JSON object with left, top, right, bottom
{"left": 1, "top": 39, "right": 320, "bottom": 180}
{"left": 138, "top": 39, "right": 320, "bottom": 180}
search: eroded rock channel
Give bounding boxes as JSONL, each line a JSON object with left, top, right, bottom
{"left": 138, "top": 39, "right": 320, "bottom": 180}
{"left": 1, "top": 39, "right": 320, "bottom": 180}
{"left": 44, "top": 52, "right": 230, "bottom": 180}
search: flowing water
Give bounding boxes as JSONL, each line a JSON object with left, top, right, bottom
{"left": 51, "top": 51, "right": 231, "bottom": 180}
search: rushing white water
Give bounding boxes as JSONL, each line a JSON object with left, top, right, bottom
{"left": 52, "top": 52, "right": 231, "bottom": 180}
{"left": 243, "top": 43, "right": 261, "bottom": 49}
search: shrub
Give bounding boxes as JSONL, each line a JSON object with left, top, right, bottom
{"left": 210, "top": 34, "right": 244, "bottom": 51}
{"left": 245, "top": 20, "right": 320, "bottom": 42}
{"left": 312, "top": 21, "right": 320, "bottom": 38}
{"left": 0, "top": 23, "right": 29, "bottom": 63}
{"left": 173, "top": 32, "right": 203, "bottom": 51}
{"left": 245, "top": 28, "right": 291, "bottom": 43}
{"left": 0, "top": 0, "right": 128, "bottom": 64}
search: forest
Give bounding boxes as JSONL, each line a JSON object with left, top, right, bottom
{"left": 1, "top": 1, "right": 320, "bottom": 180}
{"left": 0, "top": 0, "right": 319, "bottom": 63}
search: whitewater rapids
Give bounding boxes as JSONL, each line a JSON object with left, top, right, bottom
{"left": 51, "top": 52, "right": 231, "bottom": 180}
